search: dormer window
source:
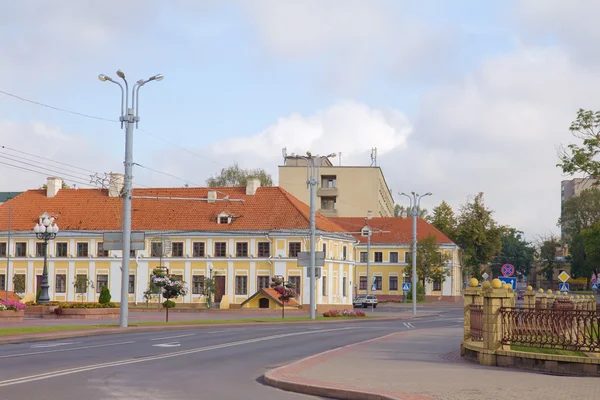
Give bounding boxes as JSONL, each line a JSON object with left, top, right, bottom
{"left": 217, "top": 212, "right": 232, "bottom": 224}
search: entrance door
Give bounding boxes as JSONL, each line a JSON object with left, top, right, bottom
{"left": 259, "top": 298, "right": 269, "bottom": 308}
{"left": 214, "top": 276, "right": 226, "bottom": 303}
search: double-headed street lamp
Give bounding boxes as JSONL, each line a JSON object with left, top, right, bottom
{"left": 99, "top": 70, "right": 163, "bottom": 328}
{"left": 33, "top": 213, "right": 59, "bottom": 304}
{"left": 399, "top": 191, "right": 432, "bottom": 316}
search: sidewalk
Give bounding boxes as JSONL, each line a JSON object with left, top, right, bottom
{"left": 265, "top": 327, "right": 600, "bottom": 400}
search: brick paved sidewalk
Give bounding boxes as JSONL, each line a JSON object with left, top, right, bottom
{"left": 265, "top": 327, "right": 600, "bottom": 400}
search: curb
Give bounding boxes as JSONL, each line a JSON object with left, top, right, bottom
{"left": 0, "top": 316, "right": 412, "bottom": 345}
{"left": 263, "top": 331, "right": 428, "bottom": 400}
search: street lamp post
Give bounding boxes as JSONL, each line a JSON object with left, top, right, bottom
{"left": 99, "top": 70, "right": 163, "bottom": 328}
{"left": 288, "top": 151, "right": 337, "bottom": 320}
{"left": 399, "top": 191, "right": 432, "bottom": 316}
{"left": 33, "top": 213, "right": 59, "bottom": 304}
{"left": 362, "top": 211, "right": 373, "bottom": 307}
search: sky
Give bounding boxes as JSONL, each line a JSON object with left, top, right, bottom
{"left": 0, "top": 0, "right": 598, "bottom": 240}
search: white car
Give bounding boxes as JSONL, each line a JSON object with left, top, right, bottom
{"left": 353, "top": 295, "right": 378, "bottom": 308}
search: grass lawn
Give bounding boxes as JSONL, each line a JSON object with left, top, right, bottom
{"left": 511, "top": 345, "right": 587, "bottom": 357}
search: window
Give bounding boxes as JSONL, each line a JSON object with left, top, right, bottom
{"left": 151, "top": 242, "right": 163, "bottom": 257}
{"left": 236, "top": 242, "right": 248, "bottom": 257}
{"left": 288, "top": 242, "right": 301, "bottom": 257}
{"left": 359, "top": 276, "right": 367, "bottom": 290}
{"left": 389, "top": 276, "right": 398, "bottom": 291}
{"left": 360, "top": 252, "right": 367, "bottom": 263}
{"left": 192, "top": 275, "right": 205, "bottom": 295}
{"left": 343, "top": 277, "right": 347, "bottom": 297}
{"left": 172, "top": 242, "right": 184, "bottom": 257}
{"left": 404, "top": 251, "right": 412, "bottom": 263}
{"left": 193, "top": 242, "right": 205, "bottom": 257}
{"left": 36, "top": 242, "right": 45, "bottom": 257}
{"left": 214, "top": 242, "right": 226, "bottom": 257}
{"left": 321, "top": 175, "right": 336, "bottom": 188}
{"left": 321, "top": 197, "right": 336, "bottom": 210}
{"left": 218, "top": 216, "right": 230, "bottom": 224}
{"left": 130, "top": 249, "right": 136, "bottom": 258}
{"left": 55, "top": 274, "right": 66, "bottom": 293}
{"left": 171, "top": 274, "right": 183, "bottom": 283}
{"left": 97, "top": 242, "right": 109, "bottom": 257}
{"left": 258, "top": 242, "right": 270, "bottom": 257}
{"left": 0, "top": 242, "right": 6, "bottom": 257}
{"left": 128, "top": 275, "right": 135, "bottom": 294}
{"left": 15, "top": 242, "right": 26, "bottom": 257}
{"left": 374, "top": 276, "right": 382, "bottom": 290}
{"left": 77, "top": 243, "right": 89, "bottom": 257}
{"left": 374, "top": 252, "right": 383, "bottom": 263}
{"left": 342, "top": 246, "right": 347, "bottom": 260}
{"left": 322, "top": 243, "right": 327, "bottom": 256}
{"left": 96, "top": 274, "right": 108, "bottom": 293}
{"left": 390, "top": 252, "right": 399, "bottom": 263}
{"left": 322, "top": 276, "right": 327, "bottom": 296}
{"left": 0, "top": 274, "right": 5, "bottom": 291}
{"left": 403, "top": 274, "right": 411, "bottom": 284}
{"left": 257, "top": 276, "right": 270, "bottom": 290}
{"left": 433, "top": 280, "right": 442, "bottom": 291}
{"left": 56, "top": 242, "right": 68, "bottom": 257}
{"left": 235, "top": 276, "right": 248, "bottom": 295}
{"left": 288, "top": 276, "right": 301, "bottom": 294}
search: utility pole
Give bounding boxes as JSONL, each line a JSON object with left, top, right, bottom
{"left": 399, "top": 191, "right": 432, "bottom": 316}
{"left": 5, "top": 204, "right": 11, "bottom": 302}
{"left": 98, "top": 70, "right": 163, "bottom": 328}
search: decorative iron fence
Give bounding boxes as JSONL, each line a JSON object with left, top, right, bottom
{"left": 469, "top": 304, "right": 483, "bottom": 342}
{"left": 499, "top": 307, "right": 600, "bottom": 353}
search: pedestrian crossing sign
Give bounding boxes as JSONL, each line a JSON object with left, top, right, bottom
{"left": 402, "top": 283, "right": 411, "bottom": 292}
{"left": 592, "top": 283, "right": 598, "bottom": 291}
{"left": 559, "top": 283, "right": 569, "bottom": 292}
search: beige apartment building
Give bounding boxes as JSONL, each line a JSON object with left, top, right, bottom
{"left": 278, "top": 155, "right": 395, "bottom": 218}
{"left": 561, "top": 177, "right": 598, "bottom": 203}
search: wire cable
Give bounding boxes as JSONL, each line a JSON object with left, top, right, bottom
{"left": 1, "top": 145, "right": 99, "bottom": 174}
{"left": 133, "top": 163, "right": 202, "bottom": 187}
{"left": 0, "top": 160, "right": 98, "bottom": 188}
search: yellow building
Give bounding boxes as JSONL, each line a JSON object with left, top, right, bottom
{"left": 0, "top": 176, "right": 356, "bottom": 309}
{"left": 332, "top": 217, "right": 463, "bottom": 302}
{"left": 278, "top": 154, "right": 395, "bottom": 218}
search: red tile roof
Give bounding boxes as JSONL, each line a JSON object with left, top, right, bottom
{"left": 330, "top": 217, "right": 455, "bottom": 245}
{"left": 0, "top": 291, "right": 22, "bottom": 303}
{"left": 240, "top": 288, "right": 300, "bottom": 307}
{"left": 0, "top": 187, "right": 346, "bottom": 233}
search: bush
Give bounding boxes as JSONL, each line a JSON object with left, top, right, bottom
{"left": 0, "top": 301, "right": 25, "bottom": 312}
{"left": 98, "top": 286, "right": 112, "bottom": 304}
{"left": 162, "top": 300, "right": 176, "bottom": 309}
{"left": 55, "top": 302, "right": 118, "bottom": 309}
{"left": 322, "top": 309, "right": 366, "bottom": 317}
{"left": 406, "top": 283, "right": 426, "bottom": 303}
{"left": 36, "top": 287, "right": 42, "bottom": 303}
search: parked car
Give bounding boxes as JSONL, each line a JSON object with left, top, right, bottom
{"left": 353, "top": 295, "right": 378, "bottom": 308}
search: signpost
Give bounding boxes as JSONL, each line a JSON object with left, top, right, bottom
{"left": 297, "top": 251, "right": 325, "bottom": 267}
{"left": 102, "top": 231, "right": 145, "bottom": 251}
{"left": 592, "top": 283, "right": 598, "bottom": 291}
{"left": 498, "top": 276, "right": 517, "bottom": 290}
{"left": 558, "top": 271, "right": 570, "bottom": 283}
{"left": 559, "top": 283, "right": 570, "bottom": 293}
{"left": 402, "top": 282, "right": 411, "bottom": 292}
{"left": 305, "top": 267, "right": 322, "bottom": 279}
{"left": 481, "top": 272, "right": 489, "bottom": 281}
{"left": 501, "top": 264, "right": 515, "bottom": 277}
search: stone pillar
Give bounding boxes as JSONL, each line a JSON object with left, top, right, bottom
{"left": 480, "top": 278, "right": 514, "bottom": 366}
{"left": 463, "top": 278, "right": 482, "bottom": 340}
{"left": 523, "top": 286, "right": 535, "bottom": 309}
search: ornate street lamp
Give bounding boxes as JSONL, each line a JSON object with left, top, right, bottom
{"left": 33, "top": 213, "right": 59, "bottom": 304}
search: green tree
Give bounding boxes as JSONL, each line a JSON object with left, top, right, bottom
{"left": 12, "top": 275, "right": 25, "bottom": 297}
{"left": 557, "top": 109, "right": 600, "bottom": 179}
{"left": 98, "top": 286, "right": 111, "bottom": 304}
{"left": 394, "top": 204, "right": 403, "bottom": 217}
{"left": 455, "top": 192, "right": 503, "bottom": 279}
{"left": 490, "top": 228, "right": 536, "bottom": 277}
{"left": 427, "top": 201, "right": 457, "bottom": 240}
{"left": 206, "top": 163, "right": 273, "bottom": 187}
{"left": 537, "top": 235, "right": 564, "bottom": 284}
{"left": 406, "top": 235, "right": 451, "bottom": 287}
{"left": 73, "top": 275, "right": 90, "bottom": 302}
{"left": 580, "top": 222, "right": 600, "bottom": 279}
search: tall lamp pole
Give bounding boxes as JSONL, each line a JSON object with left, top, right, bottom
{"left": 399, "top": 191, "right": 432, "bottom": 316}
{"left": 288, "top": 151, "right": 337, "bottom": 320}
{"left": 99, "top": 70, "right": 163, "bottom": 328}
{"left": 33, "top": 213, "right": 59, "bottom": 304}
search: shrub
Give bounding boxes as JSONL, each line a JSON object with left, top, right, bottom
{"left": 162, "top": 300, "right": 176, "bottom": 309}
{"left": 36, "top": 287, "right": 42, "bottom": 303}
{"left": 55, "top": 302, "right": 118, "bottom": 309}
{"left": 0, "top": 301, "right": 25, "bottom": 312}
{"left": 322, "top": 309, "right": 366, "bottom": 318}
{"left": 98, "top": 286, "right": 112, "bottom": 304}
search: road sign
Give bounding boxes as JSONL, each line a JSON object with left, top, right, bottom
{"left": 498, "top": 276, "right": 517, "bottom": 290}
{"left": 559, "top": 283, "right": 570, "bottom": 292}
{"left": 501, "top": 264, "right": 515, "bottom": 277}
{"left": 592, "top": 283, "right": 598, "bottom": 291}
{"left": 305, "top": 267, "right": 322, "bottom": 278}
{"left": 558, "top": 271, "right": 570, "bottom": 283}
{"left": 402, "top": 282, "right": 411, "bottom": 292}
{"left": 371, "top": 284, "right": 377, "bottom": 292}
{"left": 102, "top": 231, "right": 146, "bottom": 251}
{"left": 481, "top": 272, "right": 489, "bottom": 281}
{"left": 297, "top": 251, "right": 325, "bottom": 267}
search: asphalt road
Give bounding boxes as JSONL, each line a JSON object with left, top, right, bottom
{"left": 0, "top": 308, "right": 463, "bottom": 400}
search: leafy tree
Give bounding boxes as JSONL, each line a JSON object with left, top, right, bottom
{"left": 150, "top": 270, "right": 188, "bottom": 322}
{"left": 12, "top": 275, "right": 25, "bottom": 297}
{"left": 203, "top": 276, "right": 218, "bottom": 309}
{"left": 537, "top": 235, "right": 564, "bottom": 284}
{"left": 427, "top": 201, "right": 458, "bottom": 240}
{"left": 394, "top": 204, "right": 402, "bottom": 217}
{"left": 580, "top": 222, "right": 600, "bottom": 280}
{"left": 455, "top": 192, "right": 502, "bottom": 279}
{"left": 558, "top": 189, "right": 600, "bottom": 239}
{"left": 270, "top": 276, "right": 297, "bottom": 319}
{"left": 206, "top": 163, "right": 273, "bottom": 187}
{"left": 490, "top": 228, "right": 536, "bottom": 278}
{"left": 98, "top": 286, "right": 111, "bottom": 304}
{"left": 557, "top": 109, "right": 600, "bottom": 179}
{"left": 406, "top": 235, "right": 451, "bottom": 287}
{"left": 73, "top": 275, "right": 90, "bottom": 302}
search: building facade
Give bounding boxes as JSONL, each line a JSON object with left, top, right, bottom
{"left": 278, "top": 156, "right": 395, "bottom": 218}
{"left": 0, "top": 176, "right": 356, "bottom": 309}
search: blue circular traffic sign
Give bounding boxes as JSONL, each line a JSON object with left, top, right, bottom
{"left": 501, "top": 264, "right": 515, "bottom": 277}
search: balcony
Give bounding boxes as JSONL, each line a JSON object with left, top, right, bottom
{"left": 317, "top": 187, "right": 338, "bottom": 196}
{"left": 318, "top": 208, "right": 338, "bottom": 217}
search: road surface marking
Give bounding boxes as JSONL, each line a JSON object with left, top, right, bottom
{"left": 206, "top": 330, "right": 228, "bottom": 334}
{"left": 403, "top": 322, "right": 415, "bottom": 329}
{"left": 149, "top": 333, "right": 195, "bottom": 341}
{"left": 0, "top": 341, "right": 135, "bottom": 359}
{"left": 152, "top": 342, "right": 181, "bottom": 348}
{"left": 30, "top": 342, "right": 81, "bottom": 348}
{"left": 0, "top": 327, "right": 354, "bottom": 387}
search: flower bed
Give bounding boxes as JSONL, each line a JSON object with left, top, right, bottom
{"left": 0, "top": 300, "right": 25, "bottom": 322}
{"left": 323, "top": 309, "right": 366, "bottom": 318}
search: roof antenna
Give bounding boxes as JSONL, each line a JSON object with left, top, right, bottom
{"left": 370, "top": 147, "right": 377, "bottom": 166}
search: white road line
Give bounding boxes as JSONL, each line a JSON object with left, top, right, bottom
{"left": 30, "top": 342, "right": 81, "bottom": 348}
{"left": 152, "top": 342, "right": 181, "bottom": 348}
{"left": 0, "top": 341, "right": 136, "bottom": 359}
{"left": 206, "top": 330, "right": 228, "bottom": 334}
{"left": 0, "top": 327, "right": 353, "bottom": 387}
{"left": 403, "top": 322, "right": 415, "bottom": 329}
{"left": 149, "top": 333, "right": 195, "bottom": 341}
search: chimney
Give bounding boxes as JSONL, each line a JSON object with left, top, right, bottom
{"left": 108, "top": 173, "right": 125, "bottom": 198}
{"left": 246, "top": 178, "right": 261, "bottom": 196}
{"left": 46, "top": 177, "right": 63, "bottom": 198}
{"left": 207, "top": 190, "right": 217, "bottom": 203}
